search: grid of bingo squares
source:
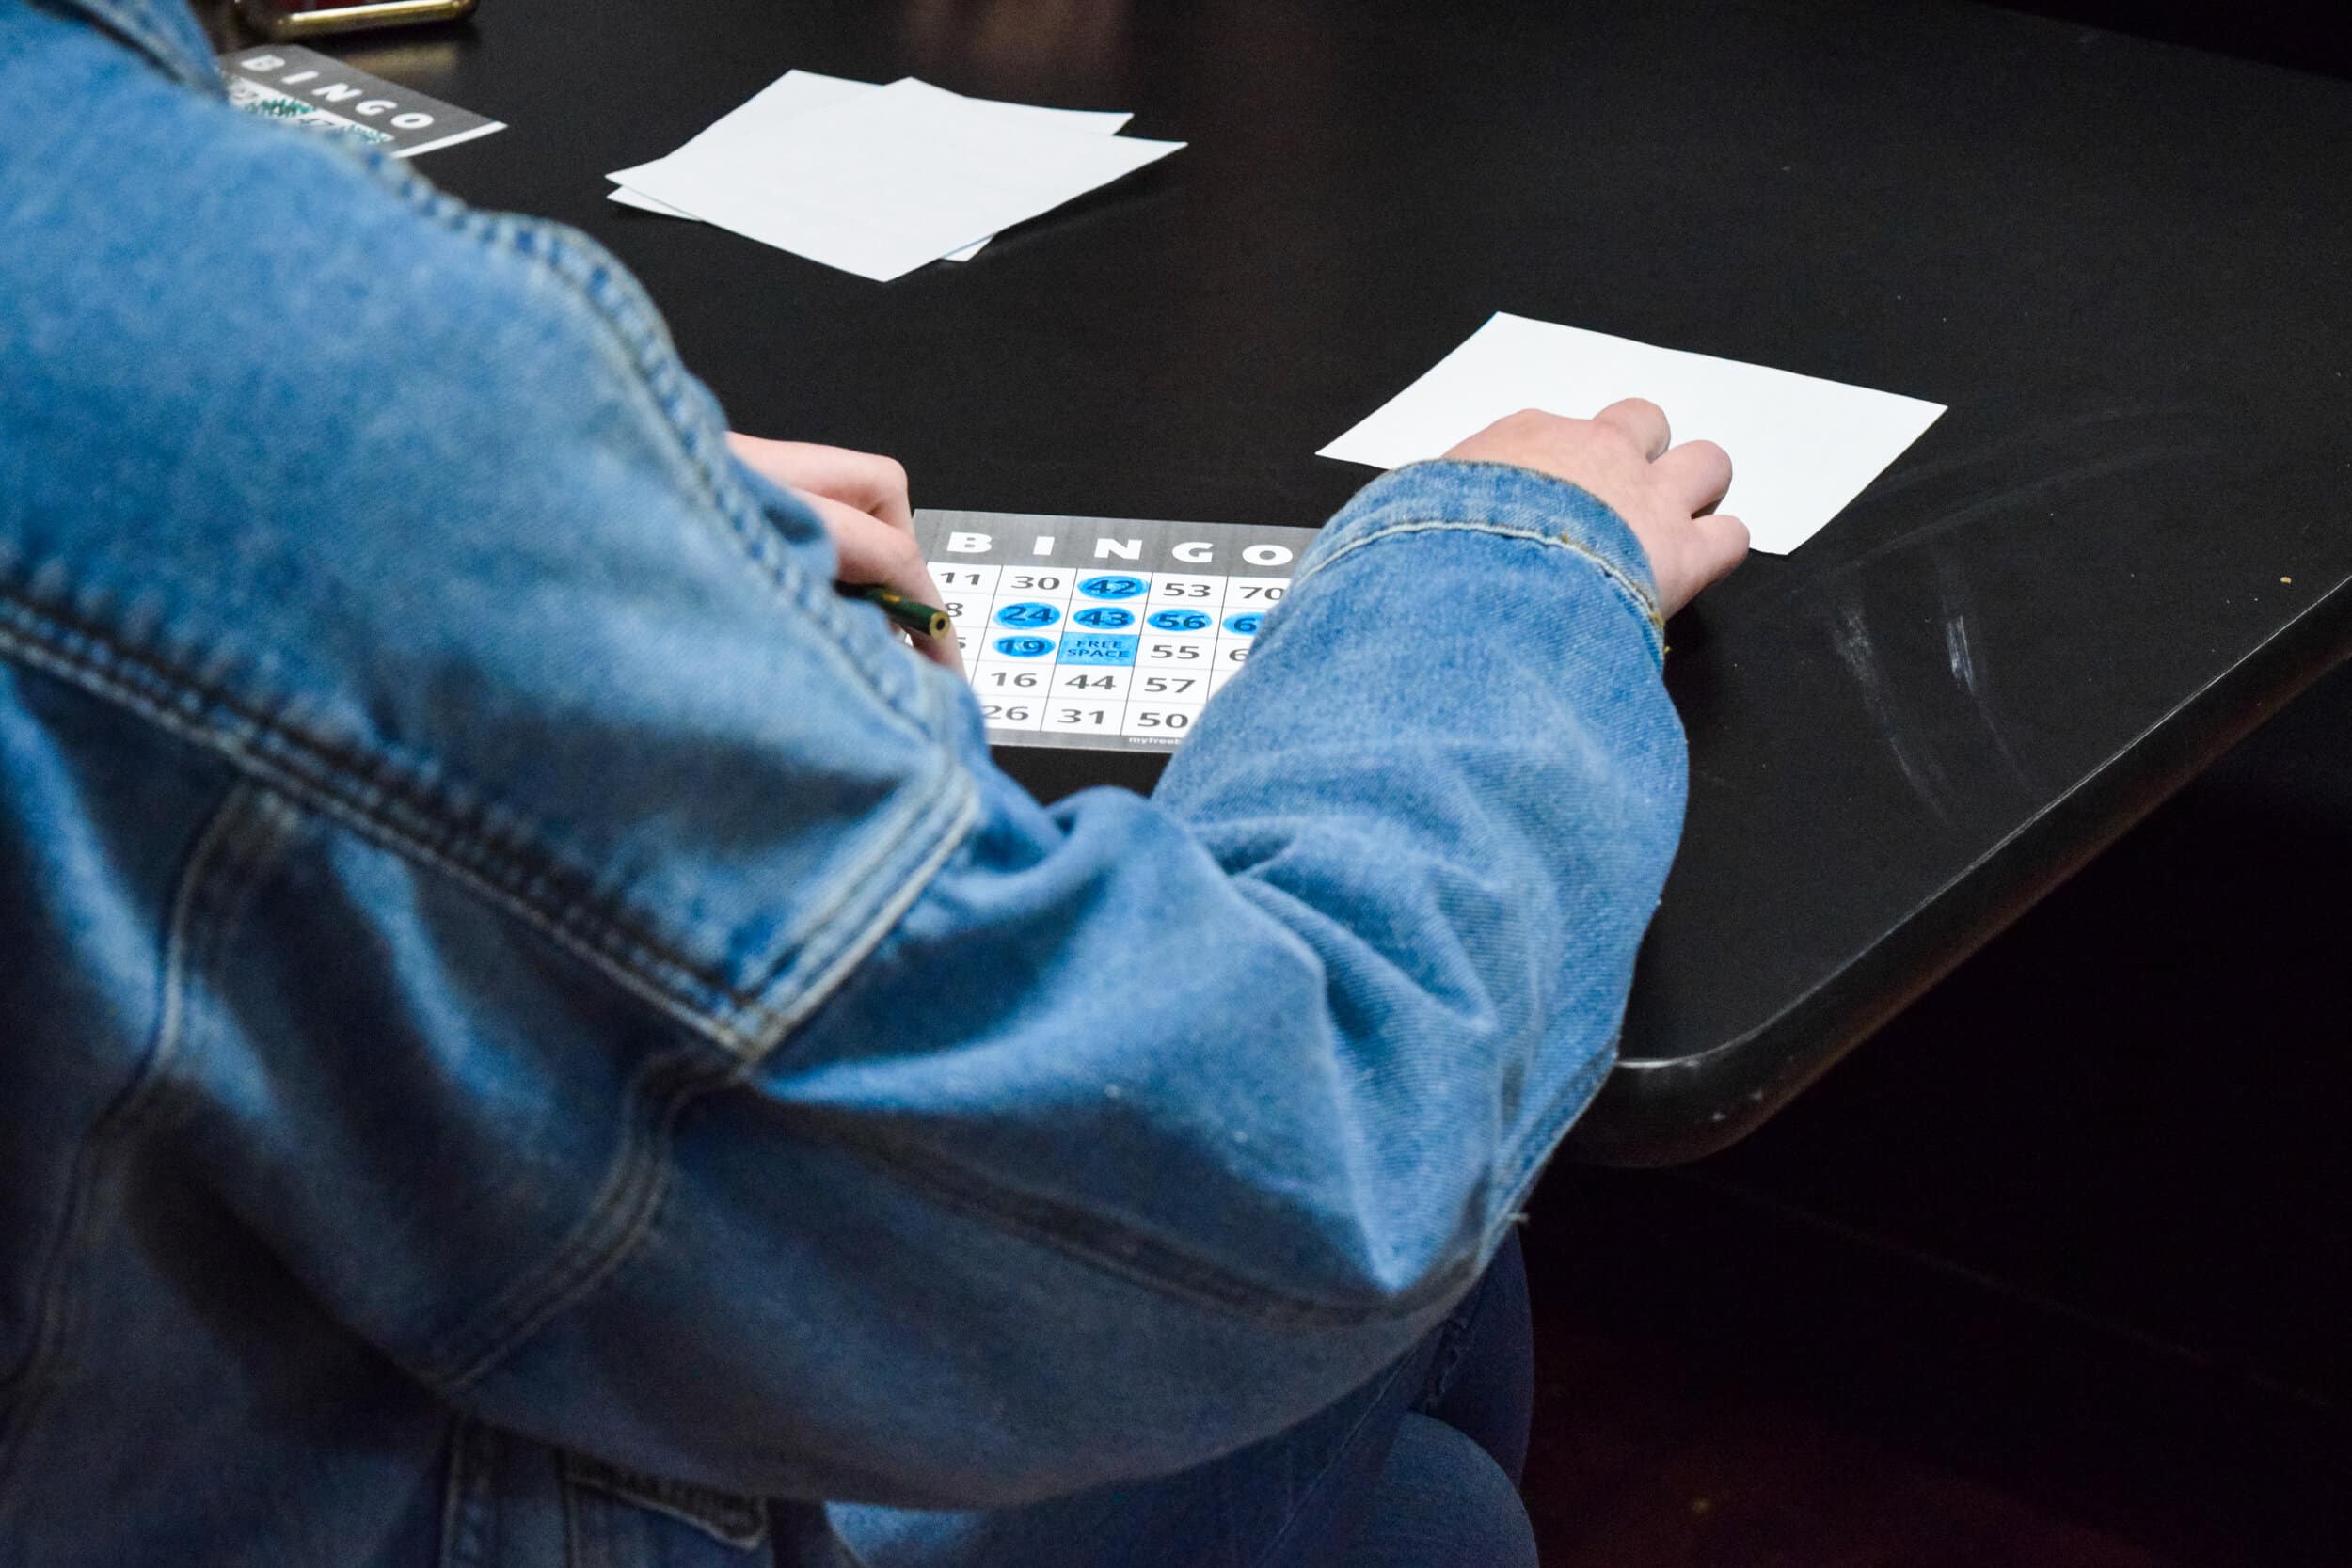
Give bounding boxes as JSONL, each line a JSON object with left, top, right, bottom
{"left": 913, "top": 510, "right": 1324, "bottom": 752}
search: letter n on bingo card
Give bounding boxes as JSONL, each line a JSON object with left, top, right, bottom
{"left": 913, "top": 511, "right": 1316, "bottom": 752}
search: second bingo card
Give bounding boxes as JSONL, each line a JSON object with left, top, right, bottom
{"left": 913, "top": 510, "right": 1322, "bottom": 752}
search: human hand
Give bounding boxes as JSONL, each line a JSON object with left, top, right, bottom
{"left": 1442, "top": 402, "right": 1748, "bottom": 617}
{"left": 726, "top": 433, "right": 961, "bottom": 672}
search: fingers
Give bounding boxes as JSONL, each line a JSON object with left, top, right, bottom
{"left": 727, "top": 434, "right": 914, "bottom": 530}
{"left": 1651, "top": 439, "right": 1732, "bottom": 517}
{"left": 1690, "top": 513, "right": 1751, "bottom": 595}
{"left": 727, "top": 433, "right": 951, "bottom": 667}
{"left": 802, "top": 492, "right": 923, "bottom": 590}
{"left": 814, "top": 447, "right": 913, "bottom": 531}
{"left": 801, "top": 491, "right": 962, "bottom": 671}
{"left": 725, "top": 430, "right": 777, "bottom": 466}
{"left": 1591, "top": 398, "right": 1670, "bottom": 460}
{"left": 1645, "top": 512, "right": 1751, "bottom": 620}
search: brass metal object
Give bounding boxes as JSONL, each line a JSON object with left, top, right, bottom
{"left": 235, "top": 0, "right": 479, "bottom": 41}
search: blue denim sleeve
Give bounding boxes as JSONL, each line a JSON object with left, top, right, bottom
{"left": 0, "top": 38, "right": 1683, "bottom": 1513}
{"left": 463, "top": 464, "right": 1687, "bottom": 1507}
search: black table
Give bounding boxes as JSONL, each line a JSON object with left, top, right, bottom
{"left": 280, "top": 0, "right": 2352, "bottom": 1164}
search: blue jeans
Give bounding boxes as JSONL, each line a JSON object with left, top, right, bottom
{"left": 830, "top": 1234, "right": 1536, "bottom": 1568}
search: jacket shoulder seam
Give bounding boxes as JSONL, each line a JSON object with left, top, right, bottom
{"left": 0, "top": 597, "right": 764, "bottom": 1051}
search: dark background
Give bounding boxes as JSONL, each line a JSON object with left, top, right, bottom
{"left": 1994, "top": 0, "right": 2352, "bottom": 77}
{"left": 1523, "top": 666, "right": 2352, "bottom": 1563}
{"left": 1523, "top": 5, "right": 2351, "bottom": 1560}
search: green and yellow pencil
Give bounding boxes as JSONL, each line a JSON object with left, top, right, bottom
{"left": 854, "top": 585, "right": 951, "bottom": 641}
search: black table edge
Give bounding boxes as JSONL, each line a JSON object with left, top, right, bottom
{"left": 1567, "top": 578, "right": 2352, "bottom": 1167}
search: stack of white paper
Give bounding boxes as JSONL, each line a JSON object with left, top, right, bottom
{"left": 1319, "top": 313, "right": 1947, "bottom": 555}
{"left": 609, "top": 72, "right": 1180, "bottom": 280}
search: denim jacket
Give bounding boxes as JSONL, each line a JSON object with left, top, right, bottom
{"left": 0, "top": 3, "right": 1687, "bottom": 1562}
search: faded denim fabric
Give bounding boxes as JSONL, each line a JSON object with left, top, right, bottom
{"left": 0, "top": 3, "right": 1687, "bottom": 1564}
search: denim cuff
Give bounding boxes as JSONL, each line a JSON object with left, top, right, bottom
{"left": 1298, "top": 460, "right": 1666, "bottom": 661}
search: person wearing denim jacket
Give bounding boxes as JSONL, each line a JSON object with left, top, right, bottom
{"left": 0, "top": 2, "right": 1748, "bottom": 1563}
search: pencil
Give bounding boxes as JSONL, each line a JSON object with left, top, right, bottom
{"left": 854, "top": 584, "right": 951, "bottom": 641}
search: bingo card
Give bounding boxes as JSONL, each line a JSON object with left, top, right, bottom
{"left": 913, "top": 510, "right": 1321, "bottom": 752}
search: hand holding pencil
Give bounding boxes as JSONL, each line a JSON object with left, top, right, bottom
{"left": 855, "top": 584, "right": 951, "bottom": 641}
{"left": 725, "top": 432, "right": 963, "bottom": 672}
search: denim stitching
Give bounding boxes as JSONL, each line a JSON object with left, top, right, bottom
{"left": 421, "top": 1043, "right": 737, "bottom": 1392}
{"left": 359, "top": 164, "right": 981, "bottom": 1000}
{"left": 366, "top": 159, "right": 929, "bottom": 736}
{"left": 437, "top": 1418, "right": 498, "bottom": 1568}
{"left": 790, "top": 988, "right": 1611, "bottom": 1329}
{"left": 1418, "top": 1254, "right": 1495, "bottom": 1412}
{"left": 560, "top": 1451, "right": 589, "bottom": 1568}
{"left": 734, "top": 752, "right": 980, "bottom": 1060}
{"left": 0, "top": 615, "right": 980, "bottom": 1402}
{"left": 423, "top": 769, "right": 977, "bottom": 1388}
{"left": 1249, "top": 1343, "right": 1433, "bottom": 1568}
{"left": 0, "top": 593, "right": 978, "bottom": 1059}
{"left": 0, "top": 604, "right": 746, "bottom": 1045}
{"left": 0, "top": 579, "right": 695, "bottom": 963}
{"left": 12, "top": 134, "right": 976, "bottom": 1050}
{"left": 1295, "top": 518, "right": 1666, "bottom": 657}
{"left": 1495, "top": 1046, "right": 1614, "bottom": 1216}
{"left": 1408, "top": 1053, "right": 1612, "bottom": 1409}
{"left": 1329, "top": 458, "right": 1664, "bottom": 617}
{"left": 0, "top": 783, "right": 294, "bottom": 1500}
{"left": 42, "top": 0, "right": 211, "bottom": 91}
{"left": 806, "top": 1126, "right": 1484, "bottom": 1329}
{"left": 44, "top": 20, "right": 973, "bottom": 1046}
{"left": 563, "top": 1454, "right": 771, "bottom": 1550}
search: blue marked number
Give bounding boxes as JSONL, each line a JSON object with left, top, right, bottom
{"left": 1078, "top": 575, "right": 1147, "bottom": 599}
{"left": 1223, "top": 613, "right": 1263, "bottom": 636}
{"left": 1073, "top": 607, "right": 1135, "bottom": 629}
{"left": 995, "top": 602, "right": 1060, "bottom": 629}
{"left": 1148, "top": 609, "right": 1213, "bottom": 632}
{"left": 994, "top": 635, "right": 1055, "bottom": 658}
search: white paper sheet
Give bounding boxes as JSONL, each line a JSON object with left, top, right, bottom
{"left": 607, "top": 71, "right": 1132, "bottom": 262}
{"left": 612, "top": 77, "right": 1176, "bottom": 281}
{"left": 1318, "top": 313, "right": 1947, "bottom": 555}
